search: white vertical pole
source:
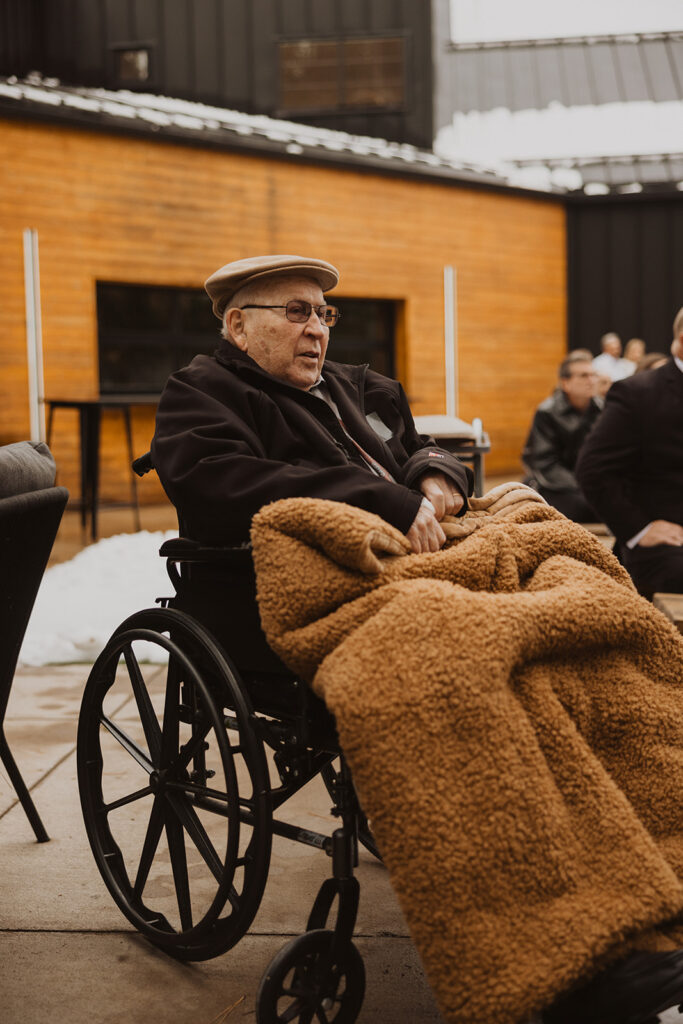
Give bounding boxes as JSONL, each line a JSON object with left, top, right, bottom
{"left": 23, "top": 228, "right": 46, "bottom": 442}
{"left": 443, "top": 264, "right": 458, "bottom": 417}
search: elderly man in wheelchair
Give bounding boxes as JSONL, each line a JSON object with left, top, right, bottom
{"left": 78, "top": 255, "right": 683, "bottom": 1024}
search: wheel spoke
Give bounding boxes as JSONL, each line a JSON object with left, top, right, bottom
{"left": 280, "top": 1001, "right": 309, "bottom": 1024}
{"left": 134, "top": 795, "right": 166, "bottom": 896}
{"left": 165, "top": 806, "right": 193, "bottom": 931}
{"left": 100, "top": 715, "right": 153, "bottom": 774}
{"left": 165, "top": 791, "right": 225, "bottom": 883}
{"left": 105, "top": 784, "right": 153, "bottom": 812}
{"left": 315, "top": 1007, "right": 331, "bottom": 1024}
{"left": 124, "top": 644, "right": 162, "bottom": 765}
{"left": 160, "top": 657, "right": 181, "bottom": 767}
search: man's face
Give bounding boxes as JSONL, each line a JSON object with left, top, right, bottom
{"left": 561, "top": 361, "right": 597, "bottom": 410}
{"left": 603, "top": 334, "right": 621, "bottom": 358}
{"left": 231, "top": 274, "right": 330, "bottom": 390}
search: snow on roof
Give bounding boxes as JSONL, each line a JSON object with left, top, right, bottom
{"left": 435, "top": 99, "right": 683, "bottom": 192}
{"left": 0, "top": 72, "right": 529, "bottom": 192}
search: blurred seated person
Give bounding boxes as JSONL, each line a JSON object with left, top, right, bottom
{"left": 576, "top": 306, "right": 683, "bottom": 599}
{"left": 623, "top": 337, "right": 646, "bottom": 373}
{"left": 592, "top": 332, "right": 632, "bottom": 382}
{"left": 151, "top": 254, "right": 471, "bottom": 555}
{"left": 522, "top": 354, "right": 602, "bottom": 522}
{"left": 595, "top": 371, "right": 613, "bottom": 399}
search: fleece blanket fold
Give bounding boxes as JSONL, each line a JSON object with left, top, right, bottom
{"left": 250, "top": 485, "right": 683, "bottom": 1024}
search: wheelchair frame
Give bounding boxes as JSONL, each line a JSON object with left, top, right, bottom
{"left": 77, "top": 532, "right": 376, "bottom": 1023}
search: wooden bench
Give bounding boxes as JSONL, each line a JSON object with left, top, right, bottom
{"left": 653, "top": 593, "right": 683, "bottom": 635}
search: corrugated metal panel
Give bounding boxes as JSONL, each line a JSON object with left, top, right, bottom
{"left": 534, "top": 47, "right": 565, "bottom": 109}
{"left": 634, "top": 157, "right": 671, "bottom": 183}
{"left": 451, "top": 49, "right": 482, "bottom": 112}
{"left": 556, "top": 46, "right": 594, "bottom": 107}
{"left": 506, "top": 49, "right": 539, "bottom": 110}
{"left": 309, "top": 0, "right": 338, "bottom": 35}
{"left": 612, "top": 42, "right": 650, "bottom": 102}
{"left": 641, "top": 40, "right": 681, "bottom": 101}
{"left": 193, "top": 0, "right": 221, "bottom": 100}
{"left": 220, "top": 0, "right": 252, "bottom": 108}
{"left": 577, "top": 161, "right": 613, "bottom": 184}
{"left": 666, "top": 39, "right": 683, "bottom": 93}
{"left": 586, "top": 42, "right": 622, "bottom": 103}
{"left": 479, "top": 48, "right": 509, "bottom": 110}
{"left": 568, "top": 199, "right": 683, "bottom": 352}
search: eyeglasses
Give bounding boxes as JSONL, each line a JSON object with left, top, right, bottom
{"left": 239, "top": 300, "right": 341, "bottom": 327}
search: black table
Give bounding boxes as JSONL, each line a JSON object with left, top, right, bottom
{"left": 45, "top": 395, "right": 159, "bottom": 540}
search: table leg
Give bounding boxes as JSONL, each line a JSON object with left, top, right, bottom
{"left": 78, "top": 408, "right": 89, "bottom": 532}
{"left": 84, "top": 407, "right": 102, "bottom": 541}
{"left": 121, "top": 407, "right": 141, "bottom": 531}
{"left": 473, "top": 453, "right": 484, "bottom": 497}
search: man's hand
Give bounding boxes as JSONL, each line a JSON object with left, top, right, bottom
{"left": 638, "top": 520, "right": 683, "bottom": 547}
{"left": 418, "top": 472, "right": 465, "bottom": 520}
{"left": 407, "top": 500, "right": 447, "bottom": 554}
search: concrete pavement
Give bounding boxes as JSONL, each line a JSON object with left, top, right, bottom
{"left": 4, "top": 663, "right": 683, "bottom": 1024}
{"left": 1, "top": 662, "right": 444, "bottom": 1024}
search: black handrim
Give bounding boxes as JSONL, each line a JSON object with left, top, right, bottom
{"left": 77, "top": 607, "right": 272, "bottom": 960}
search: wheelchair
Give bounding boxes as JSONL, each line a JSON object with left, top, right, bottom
{"left": 76, "top": 456, "right": 380, "bottom": 1023}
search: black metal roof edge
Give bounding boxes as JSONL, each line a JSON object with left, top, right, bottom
{"left": 0, "top": 92, "right": 566, "bottom": 203}
{"left": 446, "top": 30, "right": 683, "bottom": 52}
{"left": 565, "top": 186, "right": 683, "bottom": 203}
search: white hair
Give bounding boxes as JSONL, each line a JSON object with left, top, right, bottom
{"left": 220, "top": 280, "right": 270, "bottom": 342}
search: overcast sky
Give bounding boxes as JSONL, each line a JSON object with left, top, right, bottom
{"left": 450, "top": 0, "right": 683, "bottom": 44}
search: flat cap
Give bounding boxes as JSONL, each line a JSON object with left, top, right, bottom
{"left": 205, "top": 254, "right": 339, "bottom": 320}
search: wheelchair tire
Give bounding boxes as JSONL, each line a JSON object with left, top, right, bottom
{"left": 256, "top": 929, "right": 365, "bottom": 1024}
{"left": 77, "top": 606, "right": 272, "bottom": 961}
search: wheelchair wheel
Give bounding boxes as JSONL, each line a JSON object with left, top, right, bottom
{"left": 256, "top": 929, "right": 365, "bottom": 1024}
{"left": 78, "top": 607, "right": 272, "bottom": 961}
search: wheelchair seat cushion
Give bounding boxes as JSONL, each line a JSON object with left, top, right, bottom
{"left": 251, "top": 494, "right": 683, "bottom": 1024}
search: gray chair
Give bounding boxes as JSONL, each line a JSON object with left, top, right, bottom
{"left": 0, "top": 442, "right": 68, "bottom": 841}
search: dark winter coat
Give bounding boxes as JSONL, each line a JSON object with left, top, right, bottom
{"left": 576, "top": 359, "right": 683, "bottom": 544}
{"left": 151, "top": 343, "right": 472, "bottom": 544}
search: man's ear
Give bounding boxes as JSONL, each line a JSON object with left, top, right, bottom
{"left": 225, "top": 307, "right": 248, "bottom": 351}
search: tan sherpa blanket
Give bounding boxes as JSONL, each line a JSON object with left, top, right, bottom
{"left": 250, "top": 483, "right": 683, "bottom": 1024}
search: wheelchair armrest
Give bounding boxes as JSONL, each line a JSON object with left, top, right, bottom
{"left": 132, "top": 451, "right": 155, "bottom": 477}
{"left": 160, "top": 537, "right": 254, "bottom": 567}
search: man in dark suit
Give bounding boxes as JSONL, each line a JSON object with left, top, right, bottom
{"left": 576, "top": 306, "right": 683, "bottom": 599}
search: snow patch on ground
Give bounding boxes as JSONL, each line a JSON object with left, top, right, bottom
{"left": 19, "top": 530, "right": 177, "bottom": 666}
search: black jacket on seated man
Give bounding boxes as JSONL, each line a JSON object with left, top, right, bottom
{"left": 522, "top": 375, "right": 602, "bottom": 523}
{"left": 576, "top": 354, "right": 683, "bottom": 598}
{"left": 152, "top": 343, "right": 472, "bottom": 546}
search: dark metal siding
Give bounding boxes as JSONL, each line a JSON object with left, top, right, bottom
{"left": 0, "top": 0, "right": 42, "bottom": 75}
{"left": 568, "top": 197, "right": 683, "bottom": 353}
{"left": 1, "top": 0, "right": 432, "bottom": 147}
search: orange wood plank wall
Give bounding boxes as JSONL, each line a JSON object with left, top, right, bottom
{"left": 0, "top": 118, "right": 566, "bottom": 503}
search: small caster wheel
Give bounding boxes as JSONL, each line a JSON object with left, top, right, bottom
{"left": 256, "top": 928, "right": 365, "bottom": 1023}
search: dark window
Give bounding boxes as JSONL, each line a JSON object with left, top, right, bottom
{"left": 97, "top": 285, "right": 396, "bottom": 394}
{"left": 114, "top": 47, "right": 150, "bottom": 83}
{"left": 327, "top": 298, "right": 395, "bottom": 378}
{"left": 279, "top": 37, "right": 405, "bottom": 113}
{"left": 97, "top": 282, "right": 219, "bottom": 395}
